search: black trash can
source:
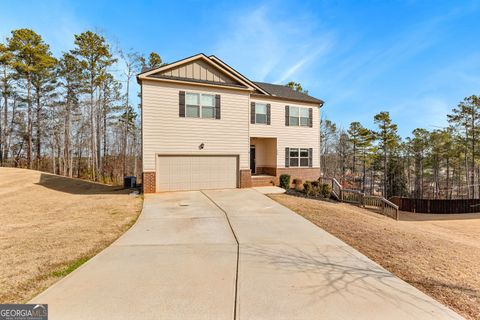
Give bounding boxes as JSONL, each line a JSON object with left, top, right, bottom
{"left": 124, "top": 176, "right": 136, "bottom": 189}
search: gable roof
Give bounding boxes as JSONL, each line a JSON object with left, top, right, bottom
{"left": 253, "top": 82, "right": 324, "bottom": 104}
{"left": 137, "top": 53, "right": 324, "bottom": 105}
{"left": 137, "top": 53, "right": 256, "bottom": 91}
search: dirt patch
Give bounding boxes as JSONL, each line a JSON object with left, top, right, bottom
{"left": 269, "top": 194, "right": 480, "bottom": 320}
{"left": 0, "top": 168, "right": 143, "bottom": 303}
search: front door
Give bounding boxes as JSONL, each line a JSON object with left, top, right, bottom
{"left": 250, "top": 146, "right": 256, "bottom": 174}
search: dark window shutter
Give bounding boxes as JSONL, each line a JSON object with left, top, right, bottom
{"left": 179, "top": 91, "right": 185, "bottom": 117}
{"left": 285, "top": 105, "right": 290, "bottom": 126}
{"left": 308, "top": 148, "right": 313, "bottom": 167}
{"left": 266, "top": 104, "right": 271, "bottom": 125}
{"left": 251, "top": 102, "right": 256, "bottom": 124}
{"left": 308, "top": 108, "right": 313, "bottom": 127}
{"left": 285, "top": 147, "right": 290, "bottom": 167}
{"left": 215, "top": 94, "right": 221, "bottom": 119}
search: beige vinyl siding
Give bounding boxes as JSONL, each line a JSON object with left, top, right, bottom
{"left": 156, "top": 59, "right": 238, "bottom": 84}
{"left": 142, "top": 80, "right": 249, "bottom": 171}
{"left": 250, "top": 98, "right": 320, "bottom": 168}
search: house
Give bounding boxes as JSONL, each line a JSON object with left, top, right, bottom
{"left": 137, "top": 54, "right": 324, "bottom": 193}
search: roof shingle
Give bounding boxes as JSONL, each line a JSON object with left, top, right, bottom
{"left": 253, "top": 81, "right": 324, "bottom": 104}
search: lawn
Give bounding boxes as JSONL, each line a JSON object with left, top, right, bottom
{"left": 0, "top": 168, "right": 143, "bottom": 303}
{"left": 270, "top": 194, "right": 480, "bottom": 320}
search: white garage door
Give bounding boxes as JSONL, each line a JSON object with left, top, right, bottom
{"left": 156, "top": 155, "right": 238, "bottom": 192}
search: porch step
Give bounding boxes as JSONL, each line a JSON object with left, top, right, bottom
{"left": 251, "top": 175, "right": 276, "bottom": 187}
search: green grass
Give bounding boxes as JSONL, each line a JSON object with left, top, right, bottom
{"left": 50, "top": 256, "right": 90, "bottom": 278}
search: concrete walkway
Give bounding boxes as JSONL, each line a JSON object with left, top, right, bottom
{"left": 31, "top": 189, "right": 463, "bottom": 320}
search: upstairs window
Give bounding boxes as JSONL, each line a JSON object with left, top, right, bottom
{"left": 186, "top": 93, "right": 215, "bottom": 118}
{"left": 289, "top": 106, "right": 310, "bottom": 127}
{"left": 201, "top": 94, "right": 215, "bottom": 118}
{"left": 255, "top": 103, "right": 267, "bottom": 124}
{"left": 186, "top": 93, "right": 200, "bottom": 118}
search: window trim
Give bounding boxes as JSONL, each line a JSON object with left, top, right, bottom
{"left": 288, "top": 106, "right": 310, "bottom": 127}
{"left": 185, "top": 92, "right": 216, "bottom": 119}
{"left": 254, "top": 102, "right": 268, "bottom": 124}
{"left": 288, "top": 147, "right": 311, "bottom": 167}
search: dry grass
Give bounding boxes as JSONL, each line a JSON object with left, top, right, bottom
{"left": 270, "top": 194, "right": 480, "bottom": 320}
{"left": 0, "top": 168, "right": 143, "bottom": 303}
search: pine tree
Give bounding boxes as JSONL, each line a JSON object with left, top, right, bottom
{"left": 357, "top": 126, "right": 375, "bottom": 192}
{"left": 140, "top": 52, "right": 163, "bottom": 69}
{"left": 8, "top": 29, "right": 52, "bottom": 168}
{"left": 347, "top": 121, "right": 362, "bottom": 176}
{"left": 407, "top": 128, "right": 429, "bottom": 198}
{"left": 120, "top": 50, "right": 142, "bottom": 176}
{"left": 448, "top": 95, "right": 480, "bottom": 198}
{"left": 374, "top": 111, "right": 399, "bottom": 197}
{"left": 0, "top": 41, "right": 14, "bottom": 164}
{"left": 71, "top": 31, "right": 116, "bottom": 180}
{"left": 32, "top": 48, "right": 56, "bottom": 167}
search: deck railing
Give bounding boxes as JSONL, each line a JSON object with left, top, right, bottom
{"left": 320, "top": 177, "right": 399, "bottom": 220}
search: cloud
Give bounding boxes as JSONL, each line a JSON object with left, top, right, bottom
{"left": 212, "top": 4, "right": 334, "bottom": 83}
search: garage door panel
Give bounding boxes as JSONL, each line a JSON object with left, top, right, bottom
{"left": 156, "top": 156, "right": 238, "bottom": 192}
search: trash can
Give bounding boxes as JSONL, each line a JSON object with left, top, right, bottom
{"left": 124, "top": 176, "right": 136, "bottom": 189}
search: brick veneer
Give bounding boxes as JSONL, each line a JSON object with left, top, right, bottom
{"left": 275, "top": 167, "right": 321, "bottom": 187}
{"left": 143, "top": 171, "right": 156, "bottom": 193}
{"left": 142, "top": 168, "right": 317, "bottom": 192}
{"left": 240, "top": 169, "right": 252, "bottom": 188}
{"left": 256, "top": 166, "right": 277, "bottom": 176}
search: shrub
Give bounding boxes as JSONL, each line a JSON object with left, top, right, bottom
{"left": 279, "top": 174, "right": 291, "bottom": 189}
{"left": 320, "top": 183, "right": 332, "bottom": 198}
{"left": 303, "top": 180, "right": 319, "bottom": 197}
{"left": 311, "top": 180, "right": 320, "bottom": 188}
{"left": 293, "top": 178, "right": 303, "bottom": 191}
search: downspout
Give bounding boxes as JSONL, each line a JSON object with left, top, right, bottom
{"left": 319, "top": 101, "right": 324, "bottom": 177}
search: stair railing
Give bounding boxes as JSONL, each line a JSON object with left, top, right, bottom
{"left": 321, "top": 177, "right": 399, "bottom": 220}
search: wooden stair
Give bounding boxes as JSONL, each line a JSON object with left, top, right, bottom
{"left": 251, "top": 175, "right": 276, "bottom": 187}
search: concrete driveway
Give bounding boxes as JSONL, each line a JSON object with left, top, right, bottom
{"left": 31, "top": 189, "right": 462, "bottom": 320}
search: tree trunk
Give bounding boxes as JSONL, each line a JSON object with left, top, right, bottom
{"left": 383, "top": 148, "right": 387, "bottom": 197}
{"left": 64, "top": 98, "right": 72, "bottom": 177}
{"left": 362, "top": 151, "right": 366, "bottom": 193}
{"left": 27, "top": 75, "right": 33, "bottom": 169}
{"left": 446, "top": 157, "right": 450, "bottom": 199}
{"left": 89, "top": 81, "right": 96, "bottom": 180}
{"left": 35, "top": 89, "right": 41, "bottom": 169}
{"left": 1, "top": 66, "right": 8, "bottom": 164}
{"left": 471, "top": 112, "right": 475, "bottom": 198}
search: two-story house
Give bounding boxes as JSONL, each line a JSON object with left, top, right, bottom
{"left": 137, "top": 54, "right": 324, "bottom": 193}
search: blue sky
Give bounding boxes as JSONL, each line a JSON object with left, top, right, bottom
{"left": 2, "top": 0, "right": 480, "bottom": 137}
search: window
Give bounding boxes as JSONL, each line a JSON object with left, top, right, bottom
{"left": 255, "top": 103, "right": 267, "bottom": 124}
{"left": 289, "top": 148, "right": 310, "bottom": 167}
{"left": 300, "top": 148, "right": 309, "bottom": 166}
{"left": 289, "top": 106, "right": 309, "bottom": 127}
{"left": 186, "top": 92, "right": 215, "bottom": 118}
{"left": 289, "top": 148, "right": 299, "bottom": 167}
{"left": 186, "top": 93, "right": 200, "bottom": 118}
{"left": 201, "top": 94, "right": 215, "bottom": 119}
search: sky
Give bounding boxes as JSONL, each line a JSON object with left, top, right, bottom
{"left": 1, "top": 0, "right": 480, "bottom": 137}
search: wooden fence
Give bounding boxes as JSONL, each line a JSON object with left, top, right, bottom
{"left": 390, "top": 197, "right": 480, "bottom": 214}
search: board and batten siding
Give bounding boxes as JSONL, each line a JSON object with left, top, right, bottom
{"left": 249, "top": 97, "right": 320, "bottom": 168}
{"left": 157, "top": 59, "right": 237, "bottom": 85}
{"left": 142, "top": 80, "right": 250, "bottom": 171}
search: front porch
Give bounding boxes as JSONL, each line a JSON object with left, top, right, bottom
{"left": 250, "top": 137, "right": 277, "bottom": 186}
